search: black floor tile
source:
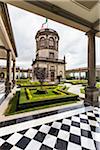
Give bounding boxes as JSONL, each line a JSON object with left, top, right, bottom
{"left": 75, "top": 114, "right": 79, "bottom": 117}
{"left": 0, "top": 142, "right": 13, "bottom": 150}
{"left": 69, "top": 133, "right": 81, "bottom": 145}
{"left": 48, "top": 127, "right": 59, "bottom": 136}
{"left": 88, "top": 116, "right": 96, "bottom": 121}
{"left": 55, "top": 138, "right": 68, "bottom": 150}
{"left": 15, "top": 136, "right": 31, "bottom": 149}
{"left": 66, "top": 117, "right": 71, "bottom": 120}
{"left": 33, "top": 125, "right": 41, "bottom": 130}
{"left": 71, "top": 121, "right": 80, "bottom": 127}
{"left": 40, "top": 144, "right": 53, "bottom": 150}
{"left": 90, "top": 125, "right": 100, "bottom": 133}
{"left": 56, "top": 119, "right": 63, "bottom": 123}
{"left": 80, "top": 118, "right": 89, "bottom": 124}
{"left": 45, "top": 122, "right": 53, "bottom": 126}
{"left": 1, "top": 133, "right": 13, "bottom": 140}
{"left": 94, "top": 113, "right": 100, "bottom": 118}
{"left": 34, "top": 131, "right": 46, "bottom": 142}
{"left": 81, "top": 129, "right": 92, "bottom": 139}
{"left": 61, "top": 124, "right": 70, "bottom": 132}
{"left": 18, "top": 129, "right": 28, "bottom": 135}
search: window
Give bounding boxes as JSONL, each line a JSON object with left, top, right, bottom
{"left": 49, "top": 52, "right": 54, "bottom": 59}
{"left": 50, "top": 66, "right": 55, "bottom": 71}
{"left": 40, "top": 37, "right": 45, "bottom": 47}
{"left": 49, "top": 37, "right": 54, "bottom": 46}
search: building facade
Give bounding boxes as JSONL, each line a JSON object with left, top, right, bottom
{"left": 32, "top": 28, "right": 66, "bottom": 82}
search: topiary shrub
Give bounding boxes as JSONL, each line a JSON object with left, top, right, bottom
{"left": 25, "top": 88, "right": 32, "bottom": 100}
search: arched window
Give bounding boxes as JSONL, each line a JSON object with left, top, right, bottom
{"left": 49, "top": 37, "right": 54, "bottom": 47}
{"left": 40, "top": 37, "right": 45, "bottom": 47}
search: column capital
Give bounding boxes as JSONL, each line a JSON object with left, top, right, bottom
{"left": 86, "top": 29, "right": 98, "bottom": 36}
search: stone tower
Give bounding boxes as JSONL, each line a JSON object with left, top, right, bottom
{"left": 32, "top": 28, "right": 65, "bottom": 82}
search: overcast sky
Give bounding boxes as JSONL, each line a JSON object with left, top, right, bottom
{"left": 7, "top": 4, "right": 100, "bottom": 70}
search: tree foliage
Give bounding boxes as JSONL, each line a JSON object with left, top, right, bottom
{"left": 34, "top": 67, "right": 47, "bottom": 89}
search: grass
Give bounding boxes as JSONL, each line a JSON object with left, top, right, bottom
{"left": 16, "top": 79, "right": 49, "bottom": 86}
{"left": 19, "top": 86, "right": 67, "bottom": 104}
{"left": 80, "top": 88, "right": 85, "bottom": 94}
{"left": 5, "top": 85, "right": 78, "bottom": 116}
{"left": 80, "top": 82, "right": 100, "bottom": 94}
{"left": 66, "top": 80, "right": 87, "bottom": 85}
{"left": 97, "top": 83, "right": 100, "bottom": 88}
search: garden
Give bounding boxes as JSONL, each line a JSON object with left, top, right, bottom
{"left": 5, "top": 84, "right": 79, "bottom": 116}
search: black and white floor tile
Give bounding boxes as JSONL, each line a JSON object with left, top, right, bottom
{"left": 0, "top": 107, "right": 100, "bottom": 150}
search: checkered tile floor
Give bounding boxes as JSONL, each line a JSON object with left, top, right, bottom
{"left": 0, "top": 107, "right": 100, "bottom": 150}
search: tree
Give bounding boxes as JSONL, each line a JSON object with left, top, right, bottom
{"left": 34, "top": 67, "right": 47, "bottom": 91}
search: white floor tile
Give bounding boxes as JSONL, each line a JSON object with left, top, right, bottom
{"left": 25, "top": 139, "right": 42, "bottom": 150}
{"left": 70, "top": 126, "right": 81, "bottom": 136}
{"left": 24, "top": 128, "right": 38, "bottom": 139}
{"left": 43, "top": 134, "right": 57, "bottom": 148}
{"left": 10, "top": 146, "right": 22, "bottom": 150}
{"left": 39, "top": 125, "right": 51, "bottom": 134}
{"left": 57, "top": 129, "right": 69, "bottom": 141}
{"left": 0, "top": 138, "right": 5, "bottom": 146}
{"left": 80, "top": 114, "right": 88, "bottom": 120}
{"left": 80, "top": 122, "right": 91, "bottom": 131}
{"left": 7, "top": 133, "right": 23, "bottom": 145}
{"left": 62, "top": 118, "right": 71, "bottom": 126}
{"left": 88, "top": 120, "right": 99, "bottom": 127}
{"left": 71, "top": 116, "right": 80, "bottom": 123}
{"left": 92, "top": 131, "right": 100, "bottom": 142}
{"left": 51, "top": 121, "right": 62, "bottom": 129}
{"left": 81, "top": 136, "right": 96, "bottom": 150}
{"left": 67, "top": 142, "right": 81, "bottom": 150}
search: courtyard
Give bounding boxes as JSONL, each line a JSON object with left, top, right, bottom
{"left": 0, "top": 1, "right": 100, "bottom": 150}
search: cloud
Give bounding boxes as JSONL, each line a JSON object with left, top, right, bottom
{"left": 7, "top": 4, "right": 100, "bottom": 70}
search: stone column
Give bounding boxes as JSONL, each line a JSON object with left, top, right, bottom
{"left": 79, "top": 72, "right": 81, "bottom": 80}
{"left": 5, "top": 50, "right": 12, "bottom": 95}
{"left": 85, "top": 30, "right": 99, "bottom": 106}
{"left": 12, "top": 59, "right": 16, "bottom": 87}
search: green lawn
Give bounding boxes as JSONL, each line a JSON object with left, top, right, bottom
{"left": 16, "top": 79, "right": 49, "bottom": 86}
{"left": 80, "top": 82, "right": 100, "bottom": 94}
{"left": 66, "top": 80, "right": 87, "bottom": 85}
{"left": 19, "top": 86, "right": 68, "bottom": 104}
{"left": 5, "top": 85, "right": 78, "bottom": 116}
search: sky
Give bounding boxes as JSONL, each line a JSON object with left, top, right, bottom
{"left": 6, "top": 4, "right": 100, "bottom": 70}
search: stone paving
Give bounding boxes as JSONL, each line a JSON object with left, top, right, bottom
{"left": 0, "top": 104, "right": 100, "bottom": 150}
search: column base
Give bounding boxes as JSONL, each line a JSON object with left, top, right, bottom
{"left": 85, "top": 87, "right": 99, "bottom": 106}
{"left": 5, "top": 82, "right": 12, "bottom": 96}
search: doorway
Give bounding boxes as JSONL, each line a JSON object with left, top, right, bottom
{"left": 51, "top": 71, "right": 55, "bottom": 81}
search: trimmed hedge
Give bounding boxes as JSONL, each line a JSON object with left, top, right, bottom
{"left": 4, "top": 91, "right": 20, "bottom": 115}
{"left": 25, "top": 88, "right": 32, "bottom": 100}
{"left": 17, "top": 94, "right": 78, "bottom": 111}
